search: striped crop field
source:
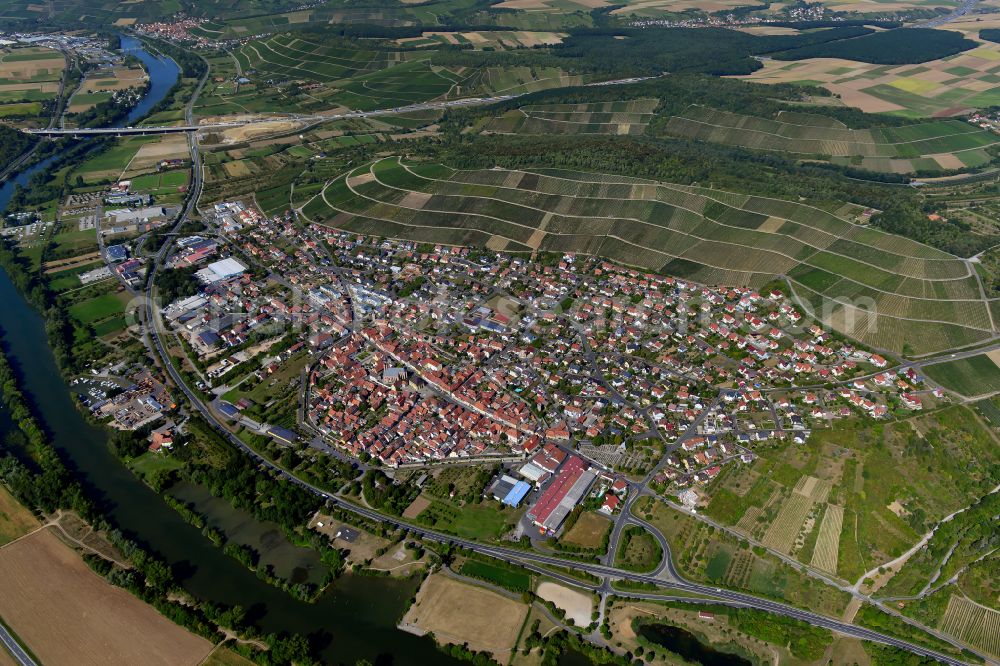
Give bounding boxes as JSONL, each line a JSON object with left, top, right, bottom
{"left": 484, "top": 99, "right": 658, "bottom": 136}
{"left": 809, "top": 504, "right": 844, "bottom": 574}
{"left": 793, "top": 475, "right": 833, "bottom": 503}
{"left": 661, "top": 106, "right": 1000, "bottom": 173}
{"left": 299, "top": 156, "right": 996, "bottom": 354}
{"left": 939, "top": 595, "right": 1000, "bottom": 658}
{"left": 761, "top": 494, "right": 814, "bottom": 554}
{"left": 232, "top": 33, "right": 590, "bottom": 114}
{"left": 236, "top": 34, "right": 402, "bottom": 83}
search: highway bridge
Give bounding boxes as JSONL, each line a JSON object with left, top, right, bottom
{"left": 24, "top": 122, "right": 246, "bottom": 137}
{"left": 23, "top": 77, "right": 657, "bottom": 138}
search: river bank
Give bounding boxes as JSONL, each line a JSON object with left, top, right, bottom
{"left": 0, "top": 34, "right": 466, "bottom": 666}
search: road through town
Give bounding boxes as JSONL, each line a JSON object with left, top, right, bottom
{"left": 121, "top": 48, "right": 984, "bottom": 666}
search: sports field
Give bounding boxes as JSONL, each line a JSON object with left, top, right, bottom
{"left": 301, "top": 156, "right": 994, "bottom": 354}
{"left": 740, "top": 36, "right": 1000, "bottom": 117}
{"left": 485, "top": 98, "right": 658, "bottom": 136}
{"left": 662, "top": 106, "right": 999, "bottom": 173}
{"left": 0, "top": 528, "right": 214, "bottom": 666}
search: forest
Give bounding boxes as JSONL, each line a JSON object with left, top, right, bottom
{"left": 772, "top": 27, "right": 977, "bottom": 64}
{"left": 0, "top": 125, "right": 36, "bottom": 174}
{"left": 430, "top": 25, "right": 972, "bottom": 79}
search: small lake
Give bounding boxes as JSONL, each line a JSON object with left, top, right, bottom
{"left": 169, "top": 481, "right": 327, "bottom": 587}
{"left": 637, "top": 622, "right": 754, "bottom": 666}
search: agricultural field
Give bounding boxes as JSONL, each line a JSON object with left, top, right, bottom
{"left": 760, "top": 493, "right": 815, "bottom": 554}
{"left": 923, "top": 353, "right": 1000, "bottom": 397}
{"left": 0, "top": 529, "right": 213, "bottom": 666}
{"left": 560, "top": 510, "right": 612, "bottom": 549}
{"left": 484, "top": 98, "right": 658, "bottom": 136}
{"left": 662, "top": 106, "right": 999, "bottom": 173}
{"left": 396, "top": 30, "right": 566, "bottom": 50}
{"left": 639, "top": 497, "right": 852, "bottom": 616}
{"left": 938, "top": 594, "right": 1000, "bottom": 658}
{"left": 70, "top": 136, "right": 161, "bottom": 184}
{"left": 0, "top": 45, "right": 64, "bottom": 125}
{"left": 196, "top": 31, "right": 590, "bottom": 119}
{"left": 809, "top": 504, "right": 844, "bottom": 574}
{"left": 741, "top": 34, "right": 1000, "bottom": 117}
{"left": 0, "top": 486, "right": 37, "bottom": 546}
{"left": 67, "top": 64, "right": 146, "bottom": 114}
{"left": 300, "top": 156, "right": 994, "bottom": 354}
{"left": 400, "top": 573, "right": 528, "bottom": 659}
{"left": 702, "top": 407, "right": 1000, "bottom": 585}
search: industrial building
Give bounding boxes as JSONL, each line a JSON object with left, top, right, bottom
{"left": 526, "top": 455, "right": 596, "bottom": 535}
{"left": 195, "top": 257, "right": 247, "bottom": 284}
{"left": 489, "top": 474, "right": 532, "bottom": 507}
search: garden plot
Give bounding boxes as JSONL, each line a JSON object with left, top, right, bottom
{"left": 301, "top": 156, "right": 996, "bottom": 354}
{"left": 793, "top": 475, "right": 833, "bottom": 503}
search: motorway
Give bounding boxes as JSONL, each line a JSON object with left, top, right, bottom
{"left": 98, "top": 54, "right": 979, "bottom": 666}
{"left": 914, "top": 0, "right": 979, "bottom": 27}
{"left": 23, "top": 97, "right": 515, "bottom": 136}
{"left": 25, "top": 74, "right": 658, "bottom": 138}
{"left": 141, "top": 257, "right": 981, "bottom": 666}
{"left": 0, "top": 624, "right": 36, "bottom": 666}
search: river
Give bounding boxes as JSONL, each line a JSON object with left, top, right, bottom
{"left": 0, "top": 36, "right": 462, "bottom": 666}
{"left": 119, "top": 34, "right": 178, "bottom": 125}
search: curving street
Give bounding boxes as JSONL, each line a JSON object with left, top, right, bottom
{"left": 116, "top": 48, "right": 985, "bottom": 666}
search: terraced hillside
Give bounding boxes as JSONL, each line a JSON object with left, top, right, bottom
{"left": 229, "top": 33, "right": 586, "bottom": 113}
{"left": 235, "top": 34, "right": 403, "bottom": 83}
{"left": 662, "top": 106, "right": 1000, "bottom": 173}
{"left": 299, "top": 157, "right": 997, "bottom": 354}
{"left": 483, "top": 99, "right": 658, "bottom": 135}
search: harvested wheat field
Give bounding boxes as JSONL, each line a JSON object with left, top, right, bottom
{"left": 536, "top": 582, "right": 593, "bottom": 625}
{"left": 125, "top": 134, "right": 189, "bottom": 173}
{"left": 0, "top": 529, "right": 214, "bottom": 666}
{"left": 400, "top": 574, "right": 527, "bottom": 658}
